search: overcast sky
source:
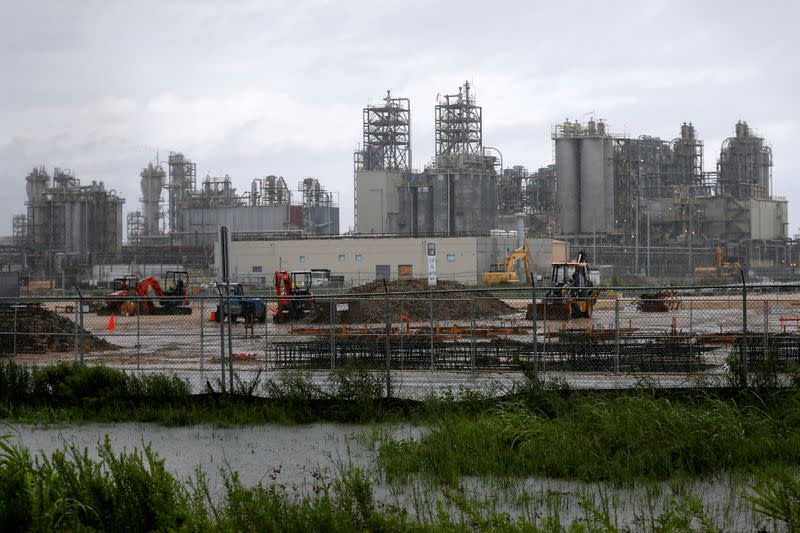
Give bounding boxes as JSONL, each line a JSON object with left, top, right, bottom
{"left": 1, "top": 0, "right": 798, "bottom": 236}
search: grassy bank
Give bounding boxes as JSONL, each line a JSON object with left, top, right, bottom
{"left": 379, "top": 386, "right": 800, "bottom": 485}
{"left": 0, "top": 362, "right": 412, "bottom": 426}
{"left": 5, "top": 362, "right": 800, "bottom": 487}
{"left": 0, "top": 434, "right": 795, "bottom": 531}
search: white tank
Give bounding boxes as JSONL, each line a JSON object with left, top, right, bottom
{"left": 555, "top": 138, "right": 579, "bottom": 233}
{"left": 139, "top": 163, "right": 165, "bottom": 236}
{"left": 579, "top": 137, "right": 614, "bottom": 234}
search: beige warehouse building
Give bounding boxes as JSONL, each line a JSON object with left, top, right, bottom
{"left": 215, "top": 235, "right": 569, "bottom": 286}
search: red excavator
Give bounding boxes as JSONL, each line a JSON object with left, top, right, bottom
{"left": 104, "top": 271, "right": 191, "bottom": 315}
{"left": 273, "top": 270, "right": 315, "bottom": 323}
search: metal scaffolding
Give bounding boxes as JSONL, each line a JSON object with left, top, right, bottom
{"left": 12, "top": 214, "right": 27, "bottom": 245}
{"left": 167, "top": 152, "right": 196, "bottom": 233}
{"left": 127, "top": 211, "right": 144, "bottom": 243}
{"left": 362, "top": 90, "right": 411, "bottom": 171}
{"left": 717, "top": 120, "right": 772, "bottom": 199}
{"left": 435, "top": 81, "right": 482, "bottom": 157}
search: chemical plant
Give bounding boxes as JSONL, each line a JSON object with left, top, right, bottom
{"left": 6, "top": 153, "right": 339, "bottom": 286}
{"left": 354, "top": 84, "right": 789, "bottom": 279}
{"left": 0, "top": 81, "right": 793, "bottom": 286}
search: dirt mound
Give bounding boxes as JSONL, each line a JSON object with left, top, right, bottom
{"left": 310, "top": 279, "right": 515, "bottom": 324}
{"left": 0, "top": 306, "right": 116, "bottom": 354}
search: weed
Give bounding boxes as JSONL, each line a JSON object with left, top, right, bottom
{"left": 746, "top": 467, "right": 800, "bottom": 531}
{"left": 379, "top": 390, "right": 800, "bottom": 485}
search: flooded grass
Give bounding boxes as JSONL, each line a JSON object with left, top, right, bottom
{"left": 0, "top": 432, "right": 794, "bottom": 531}
{"left": 379, "top": 386, "right": 800, "bottom": 485}
{"left": 5, "top": 362, "right": 800, "bottom": 528}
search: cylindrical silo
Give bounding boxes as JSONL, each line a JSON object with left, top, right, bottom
{"left": 579, "top": 137, "right": 607, "bottom": 234}
{"left": 555, "top": 137, "right": 579, "bottom": 234}
{"left": 140, "top": 163, "right": 165, "bottom": 236}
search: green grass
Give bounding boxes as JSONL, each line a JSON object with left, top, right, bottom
{"left": 6, "top": 361, "right": 800, "bottom": 494}
{"left": 379, "top": 387, "right": 800, "bottom": 485}
{"left": 0, "top": 433, "right": 786, "bottom": 531}
{"left": 0, "top": 362, "right": 414, "bottom": 426}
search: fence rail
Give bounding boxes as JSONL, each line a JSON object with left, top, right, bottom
{"left": 1, "top": 283, "right": 799, "bottom": 397}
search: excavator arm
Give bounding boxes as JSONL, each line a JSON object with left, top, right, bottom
{"left": 136, "top": 277, "right": 165, "bottom": 298}
{"left": 504, "top": 244, "right": 532, "bottom": 281}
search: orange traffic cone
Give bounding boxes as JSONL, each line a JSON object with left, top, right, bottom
{"left": 108, "top": 312, "right": 116, "bottom": 331}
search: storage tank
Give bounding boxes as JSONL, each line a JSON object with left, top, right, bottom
{"left": 578, "top": 136, "right": 614, "bottom": 234}
{"left": 140, "top": 163, "right": 165, "bottom": 236}
{"left": 555, "top": 137, "right": 579, "bottom": 233}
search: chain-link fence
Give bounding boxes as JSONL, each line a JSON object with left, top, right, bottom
{"left": 0, "top": 283, "right": 798, "bottom": 397}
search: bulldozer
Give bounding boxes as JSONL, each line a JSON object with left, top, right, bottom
{"left": 273, "top": 270, "right": 315, "bottom": 323}
{"left": 529, "top": 250, "right": 598, "bottom": 320}
{"left": 483, "top": 244, "right": 532, "bottom": 285}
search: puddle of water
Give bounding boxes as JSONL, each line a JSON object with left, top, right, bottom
{"left": 3, "top": 422, "right": 774, "bottom": 530}
{"left": 5, "top": 422, "right": 419, "bottom": 497}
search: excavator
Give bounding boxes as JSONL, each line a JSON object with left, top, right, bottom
{"left": 693, "top": 245, "right": 741, "bottom": 278}
{"left": 104, "top": 271, "right": 191, "bottom": 315}
{"left": 273, "top": 270, "right": 315, "bottom": 323}
{"left": 483, "top": 244, "right": 532, "bottom": 285}
{"left": 529, "top": 250, "right": 598, "bottom": 320}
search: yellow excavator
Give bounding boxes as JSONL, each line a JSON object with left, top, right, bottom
{"left": 693, "top": 245, "right": 741, "bottom": 278}
{"left": 483, "top": 244, "right": 532, "bottom": 285}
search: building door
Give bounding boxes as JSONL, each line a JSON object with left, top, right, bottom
{"left": 376, "top": 264, "right": 390, "bottom": 281}
{"left": 398, "top": 264, "right": 413, "bottom": 280}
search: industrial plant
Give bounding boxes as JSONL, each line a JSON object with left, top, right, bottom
{"left": 0, "top": 81, "right": 793, "bottom": 285}
{"left": 6, "top": 153, "right": 339, "bottom": 286}
{"left": 354, "top": 84, "right": 790, "bottom": 279}
{"left": 125, "top": 152, "right": 338, "bottom": 246}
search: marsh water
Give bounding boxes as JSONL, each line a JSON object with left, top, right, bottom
{"left": 5, "top": 422, "right": 772, "bottom": 530}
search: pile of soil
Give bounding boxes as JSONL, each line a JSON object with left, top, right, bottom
{"left": 0, "top": 306, "right": 116, "bottom": 354}
{"left": 309, "top": 279, "right": 515, "bottom": 324}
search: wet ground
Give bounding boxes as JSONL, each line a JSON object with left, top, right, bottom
{"left": 7, "top": 294, "right": 800, "bottom": 395}
{"left": 5, "top": 422, "right": 773, "bottom": 530}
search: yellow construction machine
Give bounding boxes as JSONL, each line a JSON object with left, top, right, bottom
{"left": 693, "top": 245, "right": 741, "bottom": 278}
{"left": 528, "top": 250, "right": 599, "bottom": 320}
{"left": 483, "top": 244, "right": 532, "bottom": 285}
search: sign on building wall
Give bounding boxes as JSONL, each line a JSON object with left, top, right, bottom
{"left": 427, "top": 242, "right": 437, "bottom": 286}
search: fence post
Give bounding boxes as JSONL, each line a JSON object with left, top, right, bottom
{"left": 200, "top": 297, "right": 205, "bottom": 377}
{"left": 135, "top": 299, "right": 141, "bottom": 371}
{"left": 330, "top": 297, "right": 336, "bottom": 371}
{"left": 429, "top": 287, "right": 434, "bottom": 371}
{"left": 264, "top": 300, "right": 269, "bottom": 368}
{"left": 78, "top": 296, "right": 85, "bottom": 366}
{"left": 614, "top": 298, "right": 620, "bottom": 374}
{"left": 764, "top": 298, "right": 769, "bottom": 363}
{"left": 543, "top": 293, "right": 548, "bottom": 355}
{"left": 689, "top": 300, "right": 694, "bottom": 359}
{"left": 470, "top": 296, "right": 476, "bottom": 374}
{"left": 741, "top": 271, "right": 748, "bottom": 383}
{"left": 73, "top": 298, "right": 79, "bottom": 362}
{"left": 218, "top": 294, "right": 226, "bottom": 393}
{"left": 531, "top": 281, "right": 538, "bottom": 382}
{"left": 12, "top": 304, "right": 17, "bottom": 357}
{"left": 227, "top": 290, "right": 234, "bottom": 394}
{"left": 383, "top": 280, "right": 391, "bottom": 399}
